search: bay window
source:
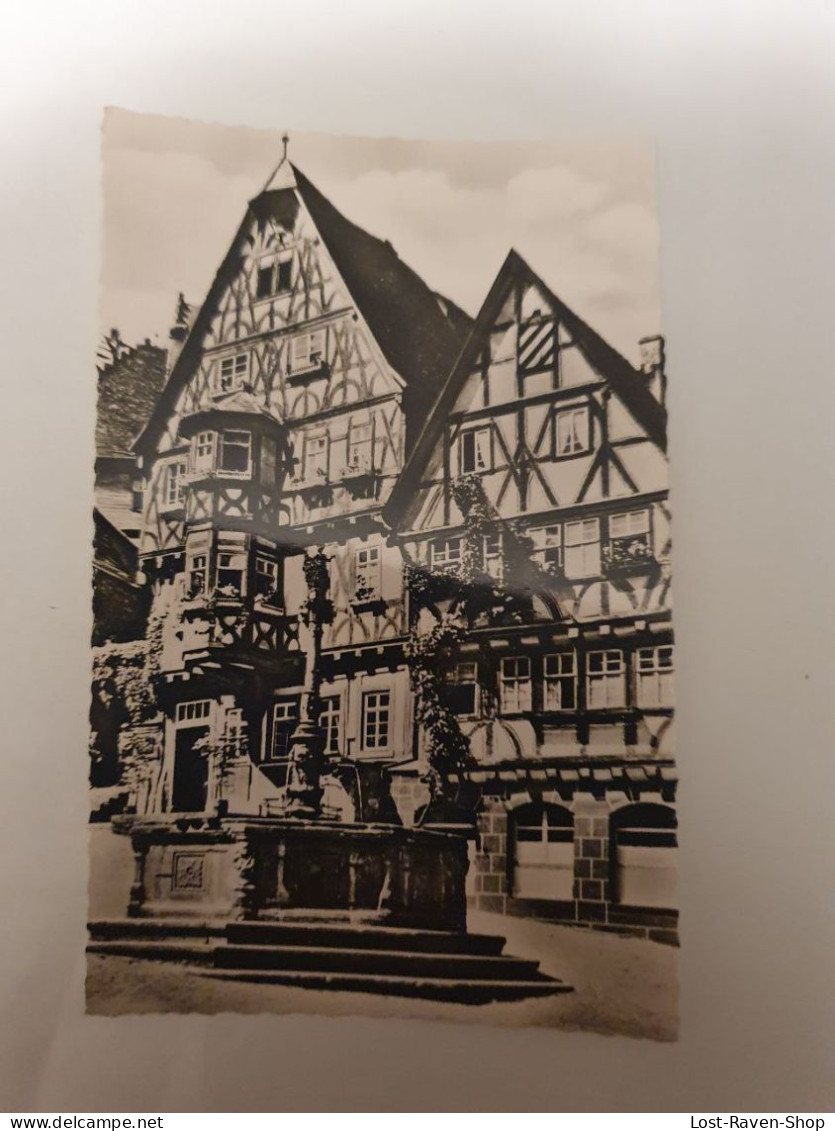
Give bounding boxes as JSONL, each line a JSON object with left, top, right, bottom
{"left": 219, "top": 431, "right": 251, "bottom": 475}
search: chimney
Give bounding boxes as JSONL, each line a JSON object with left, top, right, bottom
{"left": 638, "top": 334, "right": 666, "bottom": 407}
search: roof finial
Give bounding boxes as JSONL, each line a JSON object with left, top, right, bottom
{"left": 262, "top": 131, "right": 295, "bottom": 193}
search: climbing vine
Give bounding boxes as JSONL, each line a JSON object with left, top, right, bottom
{"left": 89, "top": 598, "right": 167, "bottom": 795}
{"left": 404, "top": 475, "right": 572, "bottom": 799}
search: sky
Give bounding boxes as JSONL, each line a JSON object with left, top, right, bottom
{"left": 101, "top": 109, "right": 661, "bottom": 366}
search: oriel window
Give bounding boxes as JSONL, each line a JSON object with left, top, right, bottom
{"left": 217, "top": 551, "right": 245, "bottom": 595}
{"left": 219, "top": 431, "right": 251, "bottom": 474}
{"left": 193, "top": 431, "right": 215, "bottom": 473}
{"left": 254, "top": 555, "right": 278, "bottom": 598}
{"left": 187, "top": 554, "right": 208, "bottom": 597}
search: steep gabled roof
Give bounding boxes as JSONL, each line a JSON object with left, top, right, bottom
{"left": 384, "top": 249, "right": 668, "bottom": 530}
{"left": 96, "top": 340, "right": 167, "bottom": 457}
{"left": 292, "top": 167, "right": 471, "bottom": 395}
{"left": 134, "top": 165, "right": 472, "bottom": 458}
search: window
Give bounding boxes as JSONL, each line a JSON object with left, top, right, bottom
{"left": 612, "top": 804, "right": 677, "bottom": 909}
{"left": 555, "top": 406, "right": 590, "bottom": 456}
{"left": 187, "top": 554, "right": 208, "bottom": 597}
{"left": 587, "top": 650, "right": 626, "bottom": 709}
{"left": 459, "top": 427, "right": 491, "bottom": 474}
{"left": 164, "top": 461, "right": 187, "bottom": 507}
{"left": 193, "top": 431, "right": 215, "bottom": 473}
{"left": 222, "top": 708, "right": 249, "bottom": 758}
{"left": 564, "top": 518, "right": 600, "bottom": 577}
{"left": 217, "top": 551, "right": 245, "bottom": 595}
{"left": 512, "top": 803, "right": 574, "bottom": 901}
{"left": 482, "top": 533, "right": 503, "bottom": 579}
{"left": 354, "top": 546, "right": 381, "bottom": 601}
{"left": 254, "top": 555, "right": 278, "bottom": 598}
{"left": 544, "top": 653, "right": 577, "bottom": 711}
{"left": 500, "top": 657, "right": 532, "bottom": 713}
{"left": 431, "top": 537, "right": 462, "bottom": 571}
{"left": 318, "top": 695, "right": 341, "bottom": 756}
{"left": 305, "top": 434, "right": 328, "bottom": 481}
{"left": 256, "top": 253, "right": 293, "bottom": 299}
{"left": 607, "top": 509, "right": 652, "bottom": 565}
{"left": 540, "top": 525, "right": 562, "bottom": 570}
{"left": 348, "top": 422, "right": 373, "bottom": 470}
{"left": 362, "top": 690, "right": 391, "bottom": 750}
{"left": 176, "top": 700, "right": 212, "bottom": 724}
{"left": 271, "top": 698, "right": 299, "bottom": 760}
{"left": 290, "top": 329, "right": 326, "bottom": 373}
{"left": 218, "top": 352, "right": 249, "bottom": 393}
{"left": 443, "top": 662, "right": 479, "bottom": 718}
{"left": 636, "top": 645, "right": 674, "bottom": 708}
{"left": 219, "top": 431, "right": 251, "bottom": 475}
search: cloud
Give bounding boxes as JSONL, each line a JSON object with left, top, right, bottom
{"left": 101, "top": 130, "right": 661, "bottom": 365}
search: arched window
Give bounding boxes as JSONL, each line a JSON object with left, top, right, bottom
{"left": 511, "top": 803, "right": 574, "bottom": 901}
{"left": 611, "top": 803, "right": 677, "bottom": 909}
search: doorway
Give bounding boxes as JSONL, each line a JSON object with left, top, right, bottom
{"left": 171, "top": 725, "right": 210, "bottom": 812}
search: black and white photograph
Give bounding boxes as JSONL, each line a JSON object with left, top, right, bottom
{"left": 87, "top": 110, "right": 678, "bottom": 1038}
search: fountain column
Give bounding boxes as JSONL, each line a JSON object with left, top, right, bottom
{"left": 281, "top": 548, "right": 333, "bottom": 819}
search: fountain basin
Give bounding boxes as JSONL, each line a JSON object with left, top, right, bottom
{"left": 113, "top": 816, "right": 469, "bottom": 933}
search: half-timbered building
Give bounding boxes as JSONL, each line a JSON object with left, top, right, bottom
{"left": 129, "top": 154, "right": 470, "bottom": 818}
{"left": 383, "top": 251, "right": 677, "bottom": 942}
{"left": 108, "top": 158, "right": 676, "bottom": 943}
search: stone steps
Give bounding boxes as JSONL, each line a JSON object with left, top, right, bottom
{"left": 211, "top": 942, "right": 544, "bottom": 981}
{"left": 194, "top": 968, "right": 571, "bottom": 1004}
{"left": 87, "top": 916, "right": 573, "bottom": 1004}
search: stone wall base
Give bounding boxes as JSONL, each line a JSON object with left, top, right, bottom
{"left": 468, "top": 892, "right": 679, "bottom": 946}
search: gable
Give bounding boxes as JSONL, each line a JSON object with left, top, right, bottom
{"left": 385, "top": 250, "right": 668, "bottom": 532}
{"left": 135, "top": 168, "right": 471, "bottom": 462}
